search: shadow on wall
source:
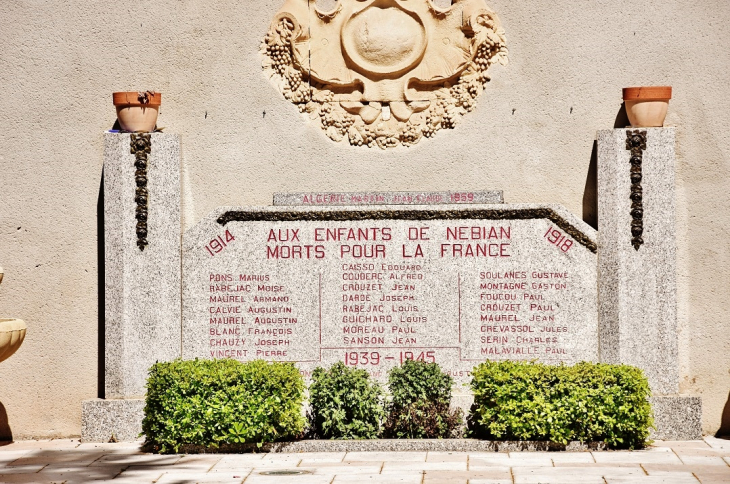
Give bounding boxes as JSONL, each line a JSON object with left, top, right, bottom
{"left": 582, "top": 104, "right": 632, "bottom": 230}
{"left": 582, "top": 142, "right": 598, "bottom": 230}
{"left": 0, "top": 401, "right": 12, "bottom": 442}
{"left": 614, "top": 103, "right": 630, "bottom": 130}
{"left": 97, "top": 173, "right": 105, "bottom": 399}
{"left": 717, "top": 390, "right": 730, "bottom": 437}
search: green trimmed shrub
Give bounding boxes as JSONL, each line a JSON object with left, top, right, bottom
{"left": 142, "top": 359, "right": 306, "bottom": 453}
{"left": 468, "top": 361, "right": 653, "bottom": 449}
{"left": 383, "top": 359, "right": 463, "bottom": 439}
{"left": 308, "top": 362, "right": 384, "bottom": 439}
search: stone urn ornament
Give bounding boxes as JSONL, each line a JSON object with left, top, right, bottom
{"left": 113, "top": 91, "right": 162, "bottom": 132}
{"left": 0, "top": 266, "right": 27, "bottom": 363}
{"left": 623, "top": 86, "right": 672, "bottom": 128}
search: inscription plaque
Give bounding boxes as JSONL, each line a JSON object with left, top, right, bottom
{"left": 273, "top": 191, "right": 504, "bottom": 206}
{"left": 182, "top": 205, "right": 598, "bottom": 385}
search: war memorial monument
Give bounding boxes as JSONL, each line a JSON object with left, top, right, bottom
{"left": 1, "top": 0, "right": 728, "bottom": 448}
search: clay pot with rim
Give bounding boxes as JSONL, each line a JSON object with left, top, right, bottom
{"left": 0, "top": 266, "right": 26, "bottom": 363}
{"left": 113, "top": 91, "right": 161, "bottom": 132}
{"left": 623, "top": 86, "right": 672, "bottom": 128}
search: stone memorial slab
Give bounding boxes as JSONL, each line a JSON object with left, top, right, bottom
{"left": 182, "top": 204, "right": 598, "bottom": 386}
{"left": 273, "top": 191, "right": 504, "bottom": 206}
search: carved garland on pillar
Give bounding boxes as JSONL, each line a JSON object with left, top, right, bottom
{"left": 130, "top": 133, "right": 151, "bottom": 251}
{"left": 626, "top": 130, "right": 647, "bottom": 250}
{"left": 262, "top": 0, "right": 508, "bottom": 149}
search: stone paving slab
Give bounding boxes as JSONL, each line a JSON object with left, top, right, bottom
{"left": 206, "top": 465, "right": 254, "bottom": 474}
{"left": 515, "top": 473, "right": 605, "bottom": 484}
{"left": 0, "top": 439, "right": 728, "bottom": 483}
{"left": 212, "top": 454, "right": 267, "bottom": 466}
{"left": 653, "top": 440, "right": 712, "bottom": 449}
{"left": 245, "top": 473, "right": 336, "bottom": 484}
{"left": 110, "top": 466, "right": 165, "bottom": 481}
{"left": 35, "top": 465, "right": 123, "bottom": 482}
{"left": 642, "top": 463, "right": 730, "bottom": 484}
{"left": 303, "top": 465, "right": 383, "bottom": 475}
{"left": 693, "top": 468, "right": 730, "bottom": 484}
{"left": 0, "top": 464, "right": 47, "bottom": 474}
{"left": 124, "top": 462, "right": 219, "bottom": 474}
{"left": 676, "top": 454, "right": 729, "bottom": 465}
{"left": 511, "top": 451, "right": 596, "bottom": 464}
{"left": 333, "top": 473, "right": 423, "bottom": 483}
{"left": 704, "top": 436, "right": 730, "bottom": 449}
{"left": 424, "top": 468, "right": 512, "bottom": 482}
{"left": 604, "top": 475, "right": 699, "bottom": 483}
{"left": 382, "top": 461, "right": 467, "bottom": 471}
{"left": 470, "top": 453, "right": 564, "bottom": 467}
{"left": 89, "top": 453, "right": 182, "bottom": 466}
{"left": 343, "top": 451, "right": 427, "bottom": 462}
{"left": 0, "top": 451, "right": 32, "bottom": 465}
{"left": 544, "top": 452, "right": 596, "bottom": 463}
{"left": 0, "top": 440, "right": 80, "bottom": 451}
{"left": 105, "top": 477, "right": 160, "bottom": 484}
{"left": 297, "top": 461, "right": 380, "bottom": 468}
{"left": 592, "top": 450, "right": 684, "bottom": 464}
{"left": 502, "top": 453, "right": 556, "bottom": 466}
{"left": 0, "top": 475, "right": 62, "bottom": 484}
{"left": 468, "top": 453, "right": 513, "bottom": 466}
{"left": 512, "top": 465, "right": 646, "bottom": 484}
{"left": 166, "top": 454, "right": 223, "bottom": 466}
{"left": 219, "top": 458, "right": 308, "bottom": 469}
{"left": 552, "top": 462, "right": 643, "bottom": 468}
{"left": 468, "top": 480, "right": 513, "bottom": 484}
{"left": 156, "top": 472, "right": 246, "bottom": 483}
{"left": 425, "top": 451, "right": 468, "bottom": 462}
{"left": 7, "top": 449, "right": 106, "bottom": 467}
{"left": 674, "top": 447, "right": 730, "bottom": 457}
{"left": 293, "top": 451, "right": 347, "bottom": 463}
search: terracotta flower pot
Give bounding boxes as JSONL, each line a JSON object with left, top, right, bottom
{"left": 623, "top": 86, "right": 672, "bottom": 128}
{"left": 113, "top": 91, "right": 161, "bottom": 132}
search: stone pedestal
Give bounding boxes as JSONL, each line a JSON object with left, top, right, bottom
{"left": 82, "top": 133, "right": 182, "bottom": 442}
{"left": 598, "top": 128, "right": 701, "bottom": 439}
{"left": 81, "top": 399, "right": 145, "bottom": 443}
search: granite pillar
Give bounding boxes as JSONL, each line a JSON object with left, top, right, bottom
{"left": 598, "top": 128, "right": 701, "bottom": 439}
{"left": 82, "top": 133, "right": 182, "bottom": 442}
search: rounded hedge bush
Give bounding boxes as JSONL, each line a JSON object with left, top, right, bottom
{"left": 383, "top": 359, "right": 462, "bottom": 439}
{"left": 308, "top": 362, "right": 384, "bottom": 439}
{"left": 468, "top": 360, "right": 654, "bottom": 449}
{"left": 142, "top": 359, "right": 306, "bottom": 453}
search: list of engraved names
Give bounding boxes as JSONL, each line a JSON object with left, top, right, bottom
{"left": 189, "top": 217, "right": 597, "bottom": 379}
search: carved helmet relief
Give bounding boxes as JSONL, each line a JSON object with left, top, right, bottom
{"left": 262, "top": 0, "right": 508, "bottom": 149}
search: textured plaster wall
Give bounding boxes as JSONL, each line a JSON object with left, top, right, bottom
{"left": 0, "top": 0, "right": 728, "bottom": 438}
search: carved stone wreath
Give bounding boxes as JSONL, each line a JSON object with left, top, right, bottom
{"left": 261, "top": 0, "right": 508, "bottom": 149}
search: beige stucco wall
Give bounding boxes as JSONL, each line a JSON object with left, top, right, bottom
{"left": 0, "top": 0, "right": 728, "bottom": 438}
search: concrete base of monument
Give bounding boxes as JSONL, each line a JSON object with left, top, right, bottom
{"left": 81, "top": 399, "right": 145, "bottom": 443}
{"left": 175, "top": 440, "right": 609, "bottom": 454}
{"left": 79, "top": 395, "right": 701, "bottom": 443}
{"left": 650, "top": 395, "right": 703, "bottom": 440}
